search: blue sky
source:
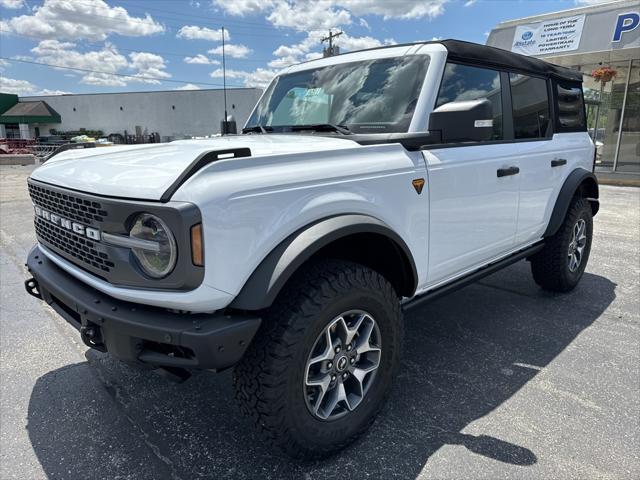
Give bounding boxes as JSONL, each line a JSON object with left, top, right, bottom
{"left": 0, "top": 0, "right": 613, "bottom": 96}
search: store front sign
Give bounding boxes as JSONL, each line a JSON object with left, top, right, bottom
{"left": 613, "top": 12, "right": 639, "bottom": 42}
{"left": 512, "top": 14, "right": 585, "bottom": 55}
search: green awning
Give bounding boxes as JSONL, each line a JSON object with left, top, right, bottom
{"left": 0, "top": 100, "right": 61, "bottom": 124}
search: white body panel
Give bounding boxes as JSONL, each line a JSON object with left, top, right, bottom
{"left": 515, "top": 132, "right": 594, "bottom": 244}
{"left": 27, "top": 42, "right": 595, "bottom": 312}
{"left": 31, "top": 136, "right": 361, "bottom": 200}
{"left": 422, "top": 143, "right": 520, "bottom": 283}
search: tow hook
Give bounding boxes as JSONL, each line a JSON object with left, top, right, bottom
{"left": 80, "top": 324, "right": 107, "bottom": 352}
{"left": 24, "top": 277, "right": 42, "bottom": 300}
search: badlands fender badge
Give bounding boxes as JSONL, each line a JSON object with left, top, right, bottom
{"left": 34, "top": 205, "right": 101, "bottom": 240}
{"left": 412, "top": 178, "right": 425, "bottom": 195}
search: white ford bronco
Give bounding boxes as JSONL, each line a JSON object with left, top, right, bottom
{"left": 25, "top": 40, "right": 598, "bottom": 459}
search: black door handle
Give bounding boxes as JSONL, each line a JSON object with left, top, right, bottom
{"left": 497, "top": 166, "right": 520, "bottom": 177}
{"left": 551, "top": 158, "right": 567, "bottom": 167}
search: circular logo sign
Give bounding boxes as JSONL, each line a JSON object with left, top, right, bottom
{"left": 336, "top": 356, "right": 348, "bottom": 372}
{"left": 522, "top": 31, "right": 533, "bottom": 41}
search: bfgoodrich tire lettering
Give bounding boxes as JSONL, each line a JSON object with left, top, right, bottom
{"left": 530, "top": 196, "right": 593, "bottom": 292}
{"left": 233, "top": 260, "right": 402, "bottom": 459}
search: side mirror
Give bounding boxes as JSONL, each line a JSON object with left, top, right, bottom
{"left": 428, "top": 99, "right": 494, "bottom": 143}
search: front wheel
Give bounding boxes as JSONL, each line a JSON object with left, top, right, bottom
{"left": 530, "top": 196, "right": 593, "bottom": 292}
{"left": 233, "top": 260, "right": 402, "bottom": 459}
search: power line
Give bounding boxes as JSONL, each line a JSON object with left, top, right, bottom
{"left": 0, "top": 56, "right": 248, "bottom": 88}
{"left": 0, "top": 29, "right": 276, "bottom": 63}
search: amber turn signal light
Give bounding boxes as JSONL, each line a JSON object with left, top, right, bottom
{"left": 191, "top": 223, "right": 204, "bottom": 266}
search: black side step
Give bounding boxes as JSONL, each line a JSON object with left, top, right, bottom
{"left": 160, "top": 147, "right": 251, "bottom": 202}
{"left": 402, "top": 242, "right": 544, "bottom": 311}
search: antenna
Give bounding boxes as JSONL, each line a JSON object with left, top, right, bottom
{"left": 221, "top": 26, "right": 228, "bottom": 135}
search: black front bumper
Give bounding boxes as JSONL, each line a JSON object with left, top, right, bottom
{"left": 25, "top": 246, "right": 261, "bottom": 370}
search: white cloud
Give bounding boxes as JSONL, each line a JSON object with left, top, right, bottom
{"left": 177, "top": 25, "right": 229, "bottom": 41}
{"left": 175, "top": 83, "right": 201, "bottom": 90}
{"left": 0, "top": 76, "right": 72, "bottom": 96}
{"left": 214, "top": 0, "right": 448, "bottom": 21}
{"left": 208, "top": 44, "right": 252, "bottom": 58}
{"left": 339, "top": 0, "right": 448, "bottom": 19}
{"left": 359, "top": 18, "right": 371, "bottom": 30}
{"left": 1, "top": 0, "right": 164, "bottom": 41}
{"left": 30, "top": 40, "right": 170, "bottom": 87}
{"left": 184, "top": 54, "right": 220, "bottom": 65}
{"left": 128, "top": 52, "right": 171, "bottom": 84}
{"left": 0, "top": 76, "right": 35, "bottom": 95}
{"left": 31, "top": 40, "right": 129, "bottom": 86}
{"left": 210, "top": 68, "right": 250, "bottom": 80}
{"left": 36, "top": 89, "right": 71, "bottom": 95}
{"left": 464, "top": 0, "right": 476, "bottom": 6}
{"left": 268, "top": 30, "right": 395, "bottom": 69}
{"left": 244, "top": 68, "right": 278, "bottom": 88}
{"left": 267, "top": 1, "right": 352, "bottom": 31}
{"left": 212, "top": 0, "right": 275, "bottom": 16}
{"left": 0, "top": 0, "right": 24, "bottom": 9}
{"left": 0, "top": 59, "right": 9, "bottom": 70}
{"left": 210, "top": 67, "right": 276, "bottom": 88}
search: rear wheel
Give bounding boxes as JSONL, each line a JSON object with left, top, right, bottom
{"left": 233, "top": 260, "right": 402, "bottom": 459}
{"left": 530, "top": 196, "right": 593, "bottom": 292}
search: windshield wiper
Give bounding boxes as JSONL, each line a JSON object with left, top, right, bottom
{"left": 242, "top": 125, "right": 273, "bottom": 134}
{"left": 289, "top": 124, "right": 351, "bottom": 135}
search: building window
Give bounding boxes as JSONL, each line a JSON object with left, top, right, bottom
{"left": 436, "top": 63, "right": 503, "bottom": 140}
{"left": 556, "top": 81, "right": 586, "bottom": 132}
{"left": 510, "top": 73, "right": 551, "bottom": 139}
{"left": 5, "top": 123, "right": 20, "bottom": 139}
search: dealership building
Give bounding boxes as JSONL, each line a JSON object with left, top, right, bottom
{"left": 0, "top": 87, "right": 262, "bottom": 141}
{"left": 487, "top": 0, "right": 639, "bottom": 177}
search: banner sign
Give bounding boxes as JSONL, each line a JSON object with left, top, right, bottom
{"left": 512, "top": 14, "right": 585, "bottom": 55}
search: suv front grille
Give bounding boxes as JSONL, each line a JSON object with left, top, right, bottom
{"left": 29, "top": 183, "right": 114, "bottom": 274}
{"left": 28, "top": 178, "right": 204, "bottom": 291}
{"left": 34, "top": 218, "right": 115, "bottom": 272}
{"left": 28, "top": 183, "right": 108, "bottom": 224}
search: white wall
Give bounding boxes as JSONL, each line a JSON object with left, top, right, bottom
{"left": 22, "top": 88, "right": 263, "bottom": 139}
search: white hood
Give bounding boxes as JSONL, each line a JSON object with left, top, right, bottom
{"left": 30, "top": 135, "right": 360, "bottom": 200}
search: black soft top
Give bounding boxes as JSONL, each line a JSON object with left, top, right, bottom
{"left": 440, "top": 39, "right": 582, "bottom": 82}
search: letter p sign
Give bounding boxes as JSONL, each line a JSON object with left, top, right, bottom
{"left": 613, "top": 12, "right": 639, "bottom": 42}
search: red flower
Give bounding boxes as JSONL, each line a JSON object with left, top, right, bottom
{"left": 591, "top": 66, "right": 617, "bottom": 84}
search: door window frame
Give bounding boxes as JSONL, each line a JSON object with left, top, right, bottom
{"left": 427, "top": 60, "right": 556, "bottom": 150}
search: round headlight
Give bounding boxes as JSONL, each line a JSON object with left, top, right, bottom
{"left": 129, "top": 213, "right": 177, "bottom": 278}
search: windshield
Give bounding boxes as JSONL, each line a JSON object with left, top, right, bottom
{"left": 245, "top": 55, "right": 430, "bottom": 134}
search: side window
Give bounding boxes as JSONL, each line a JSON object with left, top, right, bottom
{"left": 555, "top": 81, "right": 586, "bottom": 132}
{"left": 436, "top": 63, "right": 503, "bottom": 140}
{"left": 510, "top": 73, "right": 551, "bottom": 139}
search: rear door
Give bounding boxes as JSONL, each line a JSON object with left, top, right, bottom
{"left": 508, "top": 73, "right": 562, "bottom": 244}
{"left": 423, "top": 63, "right": 521, "bottom": 284}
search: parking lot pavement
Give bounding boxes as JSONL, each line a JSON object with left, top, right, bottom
{"left": 1, "top": 164, "right": 638, "bottom": 480}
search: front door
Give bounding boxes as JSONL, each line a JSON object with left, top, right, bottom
{"left": 423, "top": 63, "right": 520, "bottom": 285}
{"left": 424, "top": 144, "right": 520, "bottom": 284}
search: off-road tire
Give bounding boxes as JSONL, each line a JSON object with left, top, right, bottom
{"left": 530, "top": 196, "right": 593, "bottom": 292}
{"left": 233, "top": 259, "right": 402, "bottom": 459}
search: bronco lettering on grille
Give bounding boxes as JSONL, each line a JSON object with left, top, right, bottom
{"left": 34, "top": 205, "right": 101, "bottom": 241}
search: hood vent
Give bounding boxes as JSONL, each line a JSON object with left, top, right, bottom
{"left": 160, "top": 147, "right": 252, "bottom": 202}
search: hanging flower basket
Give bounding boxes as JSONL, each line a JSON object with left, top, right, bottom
{"left": 591, "top": 66, "right": 617, "bottom": 85}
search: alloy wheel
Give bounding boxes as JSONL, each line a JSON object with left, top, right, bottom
{"left": 304, "top": 310, "right": 382, "bottom": 421}
{"left": 568, "top": 218, "right": 587, "bottom": 272}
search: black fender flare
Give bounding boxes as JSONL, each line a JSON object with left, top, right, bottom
{"left": 544, "top": 168, "right": 599, "bottom": 238}
{"left": 230, "top": 214, "right": 418, "bottom": 311}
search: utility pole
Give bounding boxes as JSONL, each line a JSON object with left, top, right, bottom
{"left": 322, "top": 30, "right": 343, "bottom": 57}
